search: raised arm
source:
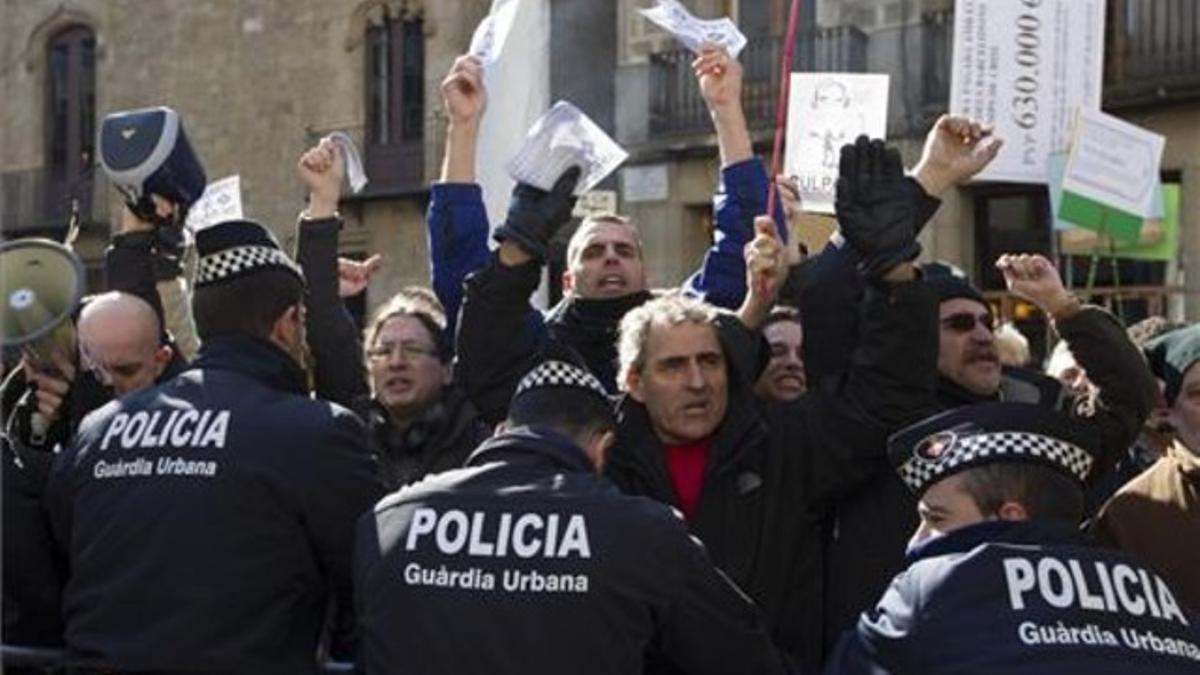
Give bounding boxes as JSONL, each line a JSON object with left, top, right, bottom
{"left": 996, "top": 253, "right": 1157, "bottom": 480}
{"left": 295, "top": 137, "right": 369, "bottom": 407}
{"left": 455, "top": 168, "right": 581, "bottom": 423}
{"left": 683, "top": 45, "right": 785, "bottom": 310}
{"left": 427, "top": 55, "right": 490, "bottom": 341}
{"left": 797, "top": 116, "right": 1001, "bottom": 386}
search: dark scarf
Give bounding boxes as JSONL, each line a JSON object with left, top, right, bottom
{"left": 544, "top": 291, "right": 653, "bottom": 392}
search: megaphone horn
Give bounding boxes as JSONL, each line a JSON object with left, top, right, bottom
{"left": 1, "top": 238, "right": 86, "bottom": 368}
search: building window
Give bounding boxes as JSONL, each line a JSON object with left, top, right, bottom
{"left": 363, "top": 8, "right": 424, "bottom": 192}
{"left": 45, "top": 25, "right": 95, "bottom": 194}
{"left": 366, "top": 10, "right": 423, "bottom": 146}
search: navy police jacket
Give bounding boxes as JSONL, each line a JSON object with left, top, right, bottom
{"left": 45, "top": 335, "right": 385, "bottom": 673}
{"left": 355, "top": 426, "right": 789, "bottom": 675}
{"left": 826, "top": 520, "right": 1200, "bottom": 674}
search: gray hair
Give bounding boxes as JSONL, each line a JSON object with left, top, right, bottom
{"left": 617, "top": 293, "right": 718, "bottom": 389}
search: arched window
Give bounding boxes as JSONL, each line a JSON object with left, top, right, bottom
{"left": 364, "top": 7, "right": 424, "bottom": 191}
{"left": 45, "top": 25, "right": 96, "bottom": 220}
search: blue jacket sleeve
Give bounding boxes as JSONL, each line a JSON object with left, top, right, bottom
{"left": 682, "top": 158, "right": 787, "bottom": 310}
{"left": 426, "top": 183, "right": 491, "bottom": 344}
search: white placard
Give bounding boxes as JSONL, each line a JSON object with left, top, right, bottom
{"left": 639, "top": 0, "right": 747, "bottom": 57}
{"left": 184, "top": 176, "right": 243, "bottom": 231}
{"left": 1062, "top": 109, "right": 1165, "bottom": 217}
{"left": 572, "top": 190, "right": 618, "bottom": 219}
{"left": 505, "top": 101, "right": 628, "bottom": 196}
{"left": 949, "top": 0, "right": 1105, "bottom": 184}
{"left": 469, "top": 0, "right": 520, "bottom": 65}
{"left": 783, "top": 73, "right": 889, "bottom": 215}
{"left": 621, "top": 164, "right": 670, "bottom": 203}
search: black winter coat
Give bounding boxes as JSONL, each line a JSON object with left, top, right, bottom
{"left": 360, "top": 385, "right": 492, "bottom": 491}
{"left": 44, "top": 336, "right": 385, "bottom": 673}
{"left": 355, "top": 426, "right": 790, "bottom": 675}
{"left": 456, "top": 254, "right": 652, "bottom": 423}
{"left": 606, "top": 280, "right": 940, "bottom": 669}
{"left": 803, "top": 242, "right": 1159, "bottom": 655}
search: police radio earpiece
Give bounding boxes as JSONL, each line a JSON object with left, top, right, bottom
{"left": 0, "top": 239, "right": 86, "bottom": 444}
{"left": 97, "top": 106, "right": 207, "bottom": 226}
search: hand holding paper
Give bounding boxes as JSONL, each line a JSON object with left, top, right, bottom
{"left": 505, "top": 101, "right": 627, "bottom": 197}
{"left": 694, "top": 45, "right": 742, "bottom": 112}
{"left": 298, "top": 137, "right": 346, "bottom": 219}
{"left": 494, "top": 166, "right": 582, "bottom": 263}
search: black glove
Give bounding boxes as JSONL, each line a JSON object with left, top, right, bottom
{"left": 835, "top": 136, "right": 922, "bottom": 280}
{"left": 493, "top": 166, "right": 582, "bottom": 263}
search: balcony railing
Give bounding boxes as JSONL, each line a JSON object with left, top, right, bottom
{"left": 1106, "top": 0, "right": 1200, "bottom": 106}
{"left": 0, "top": 167, "right": 108, "bottom": 237}
{"left": 648, "top": 27, "right": 869, "bottom": 139}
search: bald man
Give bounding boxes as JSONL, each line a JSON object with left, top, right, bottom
{"left": 77, "top": 291, "right": 173, "bottom": 397}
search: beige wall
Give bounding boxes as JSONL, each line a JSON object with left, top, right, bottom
{"left": 0, "top": 0, "right": 488, "bottom": 314}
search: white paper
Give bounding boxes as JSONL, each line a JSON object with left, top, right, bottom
{"left": 639, "top": 0, "right": 746, "bottom": 57}
{"left": 185, "top": 175, "right": 243, "bottom": 231}
{"left": 949, "top": 0, "right": 1105, "bottom": 184}
{"left": 783, "top": 73, "right": 890, "bottom": 215}
{"left": 328, "top": 132, "right": 368, "bottom": 193}
{"left": 469, "top": 0, "right": 520, "bottom": 65}
{"left": 505, "top": 101, "right": 628, "bottom": 196}
{"left": 1061, "top": 109, "right": 1165, "bottom": 217}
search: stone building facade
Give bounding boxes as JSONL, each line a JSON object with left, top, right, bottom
{"left": 1, "top": 0, "right": 1197, "bottom": 340}
{"left": 0, "top": 0, "right": 488, "bottom": 319}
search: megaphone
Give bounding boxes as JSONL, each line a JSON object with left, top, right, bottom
{"left": 1, "top": 238, "right": 85, "bottom": 370}
{"left": 98, "top": 106, "right": 207, "bottom": 220}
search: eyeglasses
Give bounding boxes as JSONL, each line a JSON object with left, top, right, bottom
{"left": 366, "top": 341, "right": 440, "bottom": 361}
{"left": 940, "top": 312, "right": 995, "bottom": 333}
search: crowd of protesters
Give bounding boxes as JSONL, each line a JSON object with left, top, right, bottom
{"left": 2, "top": 44, "right": 1199, "bottom": 675}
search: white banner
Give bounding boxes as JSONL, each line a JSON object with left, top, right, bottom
{"left": 949, "top": 0, "right": 1105, "bottom": 184}
{"left": 784, "top": 73, "right": 889, "bottom": 215}
{"left": 1062, "top": 109, "right": 1165, "bottom": 217}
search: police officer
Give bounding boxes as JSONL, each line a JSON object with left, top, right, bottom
{"left": 355, "top": 360, "right": 789, "bottom": 675}
{"left": 825, "top": 402, "right": 1200, "bottom": 674}
{"left": 45, "top": 220, "right": 385, "bottom": 673}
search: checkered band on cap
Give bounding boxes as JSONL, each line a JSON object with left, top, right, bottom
{"left": 196, "top": 245, "right": 302, "bottom": 286}
{"left": 515, "top": 360, "right": 609, "bottom": 401}
{"left": 898, "top": 430, "right": 1094, "bottom": 496}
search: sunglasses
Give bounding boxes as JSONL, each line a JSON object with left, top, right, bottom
{"left": 940, "top": 312, "right": 995, "bottom": 333}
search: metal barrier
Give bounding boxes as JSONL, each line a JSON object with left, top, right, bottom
{"left": 0, "top": 645, "right": 355, "bottom": 673}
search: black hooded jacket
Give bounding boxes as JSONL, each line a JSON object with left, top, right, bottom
{"left": 457, "top": 254, "right": 653, "bottom": 424}
{"left": 803, "top": 242, "right": 1159, "bottom": 655}
{"left": 606, "top": 280, "right": 939, "bottom": 668}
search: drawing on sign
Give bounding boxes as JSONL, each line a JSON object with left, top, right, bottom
{"left": 784, "top": 73, "right": 889, "bottom": 215}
